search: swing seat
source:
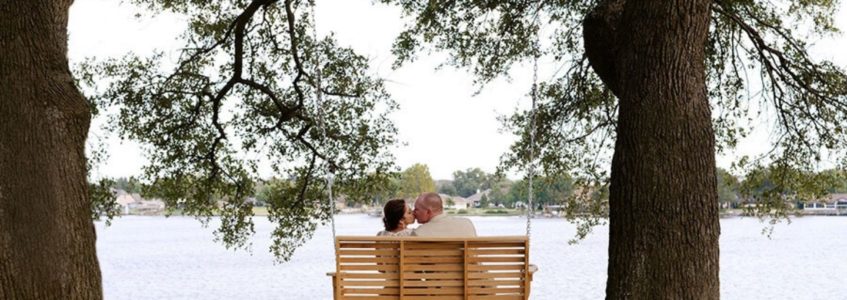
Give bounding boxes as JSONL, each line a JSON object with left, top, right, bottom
{"left": 327, "top": 236, "right": 537, "bottom": 300}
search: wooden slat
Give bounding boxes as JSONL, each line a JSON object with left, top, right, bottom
{"left": 339, "top": 243, "right": 400, "bottom": 249}
{"left": 404, "top": 296, "right": 463, "bottom": 300}
{"left": 467, "top": 239, "right": 526, "bottom": 243}
{"left": 402, "top": 280, "right": 464, "bottom": 287}
{"left": 468, "top": 287, "right": 524, "bottom": 294}
{"left": 340, "top": 265, "right": 399, "bottom": 271}
{"left": 398, "top": 240, "right": 405, "bottom": 298}
{"left": 343, "top": 288, "right": 400, "bottom": 294}
{"left": 467, "top": 272, "right": 523, "bottom": 279}
{"left": 466, "top": 243, "right": 525, "bottom": 249}
{"left": 404, "top": 256, "right": 463, "bottom": 264}
{"left": 401, "top": 287, "right": 464, "bottom": 295}
{"left": 523, "top": 239, "right": 530, "bottom": 298}
{"left": 339, "top": 257, "right": 400, "bottom": 263}
{"left": 403, "top": 272, "right": 463, "bottom": 280}
{"left": 341, "top": 281, "right": 400, "bottom": 287}
{"left": 340, "top": 273, "right": 399, "bottom": 279}
{"left": 466, "top": 280, "right": 524, "bottom": 287}
{"left": 468, "top": 295, "right": 524, "bottom": 300}
{"left": 467, "top": 264, "right": 525, "bottom": 271}
{"left": 338, "top": 296, "right": 399, "bottom": 300}
{"left": 402, "top": 264, "right": 464, "bottom": 271}
{"left": 467, "top": 257, "right": 525, "bottom": 263}
{"left": 464, "top": 240, "right": 469, "bottom": 300}
{"left": 403, "top": 244, "right": 464, "bottom": 250}
{"left": 467, "top": 249, "right": 525, "bottom": 255}
{"left": 335, "top": 238, "right": 341, "bottom": 300}
{"left": 341, "top": 278, "right": 399, "bottom": 282}
{"left": 405, "top": 250, "right": 463, "bottom": 256}
{"left": 468, "top": 242, "right": 524, "bottom": 246}
{"left": 339, "top": 249, "right": 399, "bottom": 256}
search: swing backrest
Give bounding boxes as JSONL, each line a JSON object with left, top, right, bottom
{"left": 328, "top": 236, "right": 534, "bottom": 300}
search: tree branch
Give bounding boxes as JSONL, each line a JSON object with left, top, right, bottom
{"left": 281, "top": 0, "right": 340, "bottom": 172}
{"left": 204, "top": 0, "right": 276, "bottom": 179}
{"left": 237, "top": 78, "right": 303, "bottom": 126}
{"left": 295, "top": 153, "right": 318, "bottom": 209}
{"left": 583, "top": 0, "right": 625, "bottom": 96}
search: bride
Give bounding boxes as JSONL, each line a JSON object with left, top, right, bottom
{"left": 377, "top": 199, "right": 415, "bottom": 236}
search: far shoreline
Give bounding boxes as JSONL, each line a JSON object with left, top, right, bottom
{"left": 99, "top": 207, "right": 847, "bottom": 219}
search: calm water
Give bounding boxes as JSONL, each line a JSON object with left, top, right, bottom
{"left": 95, "top": 215, "right": 847, "bottom": 299}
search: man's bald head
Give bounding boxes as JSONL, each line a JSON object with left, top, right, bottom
{"left": 418, "top": 192, "right": 443, "bottom": 212}
{"left": 413, "top": 192, "right": 443, "bottom": 224}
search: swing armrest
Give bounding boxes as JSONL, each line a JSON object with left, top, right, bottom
{"left": 528, "top": 264, "right": 538, "bottom": 281}
{"left": 327, "top": 272, "right": 339, "bottom": 298}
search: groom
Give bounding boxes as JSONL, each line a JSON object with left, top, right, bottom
{"left": 411, "top": 192, "right": 477, "bottom": 237}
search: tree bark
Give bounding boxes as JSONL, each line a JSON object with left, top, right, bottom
{"left": 585, "top": 0, "right": 720, "bottom": 298}
{"left": 0, "top": 1, "right": 103, "bottom": 298}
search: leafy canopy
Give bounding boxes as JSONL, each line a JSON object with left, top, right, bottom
{"left": 380, "top": 0, "right": 847, "bottom": 233}
{"left": 452, "top": 168, "right": 491, "bottom": 197}
{"left": 78, "top": 0, "right": 847, "bottom": 258}
{"left": 397, "top": 163, "right": 436, "bottom": 199}
{"left": 78, "top": 0, "right": 399, "bottom": 261}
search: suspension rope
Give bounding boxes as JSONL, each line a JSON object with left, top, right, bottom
{"left": 526, "top": 52, "right": 538, "bottom": 239}
{"left": 526, "top": 12, "right": 542, "bottom": 239}
{"left": 308, "top": 0, "right": 336, "bottom": 240}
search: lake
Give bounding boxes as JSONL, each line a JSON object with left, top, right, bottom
{"left": 95, "top": 215, "right": 847, "bottom": 299}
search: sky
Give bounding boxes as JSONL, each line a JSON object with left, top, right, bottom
{"left": 68, "top": 0, "right": 847, "bottom": 180}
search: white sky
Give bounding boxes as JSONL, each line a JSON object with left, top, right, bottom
{"left": 68, "top": 0, "right": 847, "bottom": 180}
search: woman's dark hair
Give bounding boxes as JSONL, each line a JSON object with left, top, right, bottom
{"left": 382, "top": 199, "right": 407, "bottom": 231}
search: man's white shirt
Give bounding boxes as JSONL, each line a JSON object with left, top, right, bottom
{"left": 412, "top": 213, "right": 477, "bottom": 237}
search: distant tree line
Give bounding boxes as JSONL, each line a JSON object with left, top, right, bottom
{"left": 718, "top": 166, "right": 847, "bottom": 209}
{"left": 103, "top": 164, "right": 847, "bottom": 212}
{"left": 437, "top": 167, "right": 577, "bottom": 209}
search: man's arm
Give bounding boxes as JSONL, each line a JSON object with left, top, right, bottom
{"left": 465, "top": 218, "right": 478, "bottom": 237}
{"left": 411, "top": 224, "right": 425, "bottom": 236}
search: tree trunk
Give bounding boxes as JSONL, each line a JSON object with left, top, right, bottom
{"left": 0, "top": 1, "right": 102, "bottom": 298}
{"left": 585, "top": 0, "right": 720, "bottom": 298}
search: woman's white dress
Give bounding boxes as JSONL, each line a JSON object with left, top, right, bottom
{"left": 376, "top": 228, "right": 413, "bottom": 236}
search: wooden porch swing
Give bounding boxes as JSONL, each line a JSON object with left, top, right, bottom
{"left": 308, "top": 1, "right": 543, "bottom": 299}
{"left": 327, "top": 236, "right": 537, "bottom": 299}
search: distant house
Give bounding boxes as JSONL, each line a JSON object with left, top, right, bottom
{"left": 542, "top": 204, "right": 564, "bottom": 216}
{"left": 440, "top": 194, "right": 471, "bottom": 209}
{"left": 135, "top": 199, "right": 166, "bottom": 215}
{"left": 113, "top": 189, "right": 141, "bottom": 215}
{"left": 465, "top": 190, "right": 491, "bottom": 208}
{"left": 800, "top": 194, "right": 847, "bottom": 215}
{"left": 113, "top": 189, "right": 164, "bottom": 215}
{"left": 452, "top": 197, "right": 472, "bottom": 209}
{"left": 803, "top": 194, "right": 847, "bottom": 208}
{"left": 830, "top": 194, "right": 847, "bottom": 207}
{"left": 244, "top": 197, "right": 261, "bottom": 206}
